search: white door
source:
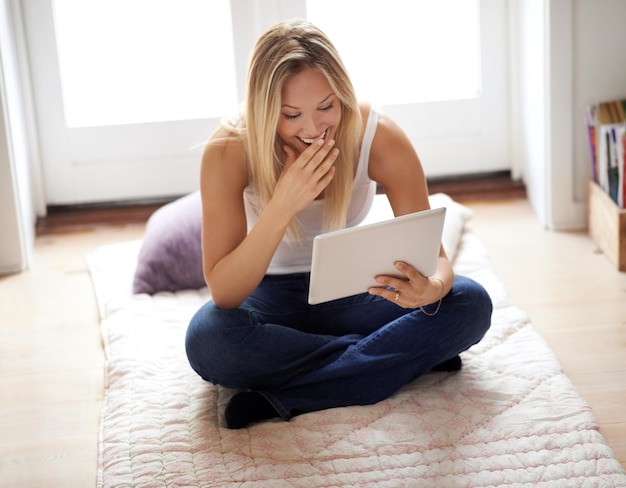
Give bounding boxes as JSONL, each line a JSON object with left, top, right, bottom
{"left": 306, "top": 0, "right": 509, "bottom": 178}
{"left": 22, "top": 0, "right": 241, "bottom": 204}
{"left": 22, "top": 0, "right": 508, "bottom": 205}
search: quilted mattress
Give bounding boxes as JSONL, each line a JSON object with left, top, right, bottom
{"left": 87, "top": 204, "right": 626, "bottom": 487}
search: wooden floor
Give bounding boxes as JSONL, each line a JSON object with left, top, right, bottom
{"left": 1, "top": 190, "right": 624, "bottom": 485}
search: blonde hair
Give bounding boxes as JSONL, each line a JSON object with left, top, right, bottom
{"left": 226, "top": 19, "right": 362, "bottom": 237}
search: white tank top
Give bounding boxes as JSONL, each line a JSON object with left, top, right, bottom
{"left": 244, "top": 106, "right": 380, "bottom": 274}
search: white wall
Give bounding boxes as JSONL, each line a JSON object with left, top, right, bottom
{"left": 572, "top": 0, "right": 626, "bottom": 202}
{"left": 512, "top": 0, "right": 626, "bottom": 231}
{"left": 0, "top": 0, "right": 42, "bottom": 273}
{"left": 511, "top": 0, "right": 582, "bottom": 230}
{"left": 546, "top": 0, "right": 580, "bottom": 230}
{"left": 510, "top": 0, "right": 549, "bottom": 226}
{"left": 0, "top": 95, "right": 26, "bottom": 274}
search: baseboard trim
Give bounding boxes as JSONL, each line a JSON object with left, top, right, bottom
{"left": 36, "top": 171, "right": 526, "bottom": 236}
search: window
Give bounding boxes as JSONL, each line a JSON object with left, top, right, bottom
{"left": 306, "top": 0, "right": 481, "bottom": 106}
{"left": 53, "top": 0, "right": 238, "bottom": 127}
{"left": 23, "top": 0, "right": 508, "bottom": 204}
{"left": 309, "top": 0, "right": 509, "bottom": 178}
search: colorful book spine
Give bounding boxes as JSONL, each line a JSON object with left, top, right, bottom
{"left": 587, "top": 99, "right": 626, "bottom": 208}
{"left": 585, "top": 107, "right": 598, "bottom": 183}
{"left": 622, "top": 131, "right": 626, "bottom": 208}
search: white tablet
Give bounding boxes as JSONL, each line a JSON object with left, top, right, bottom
{"left": 308, "top": 207, "right": 446, "bottom": 304}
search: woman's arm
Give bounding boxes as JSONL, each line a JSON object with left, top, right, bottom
{"left": 200, "top": 129, "right": 339, "bottom": 309}
{"left": 367, "top": 113, "right": 454, "bottom": 308}
{"left": 198, "top": 132, "right": 279, "bottom": 308}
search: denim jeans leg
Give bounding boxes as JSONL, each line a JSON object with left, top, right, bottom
{"left": 185, "top": 274, "right": 492, "bottom": 420}
{"left": 185, "top": 273, "right": 365, "bottom": 390}
{"left": 260, "top": 275, "right": 492, "bottom": 418}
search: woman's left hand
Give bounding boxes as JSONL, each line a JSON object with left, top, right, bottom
{"left": 368, "top": 261, "right": 444, "bottom": 308}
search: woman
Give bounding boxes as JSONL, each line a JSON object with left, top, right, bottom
{"left": 185, "top": 19, "right": 492, "bottom": 429}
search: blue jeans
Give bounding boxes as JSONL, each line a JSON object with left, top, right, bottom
{"left": 185, "top": 274, "right": 492, "bottom": 420}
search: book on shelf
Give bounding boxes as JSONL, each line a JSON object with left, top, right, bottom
{"left": 622, "top": 131, "right": 626, "bottom": 208}
{"left": 586, "top": 98, "right": 626, "bottom": 208}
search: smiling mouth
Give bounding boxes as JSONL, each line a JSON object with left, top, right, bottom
{"left": 297, "top": 129, "right": 327, "bottom": 145}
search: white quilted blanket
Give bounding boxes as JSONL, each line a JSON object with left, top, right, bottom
{"left": 87, "top": 217, "right": 626, "bottom": 487}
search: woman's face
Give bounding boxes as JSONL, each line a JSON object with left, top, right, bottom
{"left": 277, "top": 66, "right": 342, "bottom": 157}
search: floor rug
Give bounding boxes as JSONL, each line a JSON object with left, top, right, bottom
{"left": 87, "top": 209, "right": 626, "bottom": 487}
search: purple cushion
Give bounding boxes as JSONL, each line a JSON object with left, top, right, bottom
{"left": 132, "top": 191, "right": 205, "bottom": 294}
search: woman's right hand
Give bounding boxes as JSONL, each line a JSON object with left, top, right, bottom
{"left": 274, "top": 137, "right": 339, "bottom": 216}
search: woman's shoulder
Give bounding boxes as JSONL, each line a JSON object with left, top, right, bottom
{"left": 201, "top": 126, "right": 248, "bottom": 187}
{"left": 367, "top": 106, "right": 407, "bottom": 147}
{"left": 365, "top": 104, "right": 419, "bottom": 175}
{"left": 357, "top": 101, "right": 396, "bottom": 138}
{"left": 203, "top": 125, "right": 246, "bottom": 161}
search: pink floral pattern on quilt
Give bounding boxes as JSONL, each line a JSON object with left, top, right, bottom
{"left": 88, "top": 220, "right": 626, "bottom": 487}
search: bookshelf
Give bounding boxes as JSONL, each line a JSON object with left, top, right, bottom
{"left": 586, "top": 99, "right": 626, "bottom": 271}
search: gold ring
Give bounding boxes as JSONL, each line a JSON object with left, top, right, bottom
{"left": 394, "top": 290, "right": 400, "bottom": 302}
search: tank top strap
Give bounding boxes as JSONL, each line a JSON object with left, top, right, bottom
{"left": 354, "top": 105, "right": 380, "bottom": 185}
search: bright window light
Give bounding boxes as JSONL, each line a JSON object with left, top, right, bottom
{"left": 306, "top": 0, "right": 481, "bottom": 105}
{"left": 52, "top": 0, "right": 237, "bottom": 128}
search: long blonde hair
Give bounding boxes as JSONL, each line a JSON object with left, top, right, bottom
{"left": 227, "top": 19, "right": 362, "bottom": 237}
